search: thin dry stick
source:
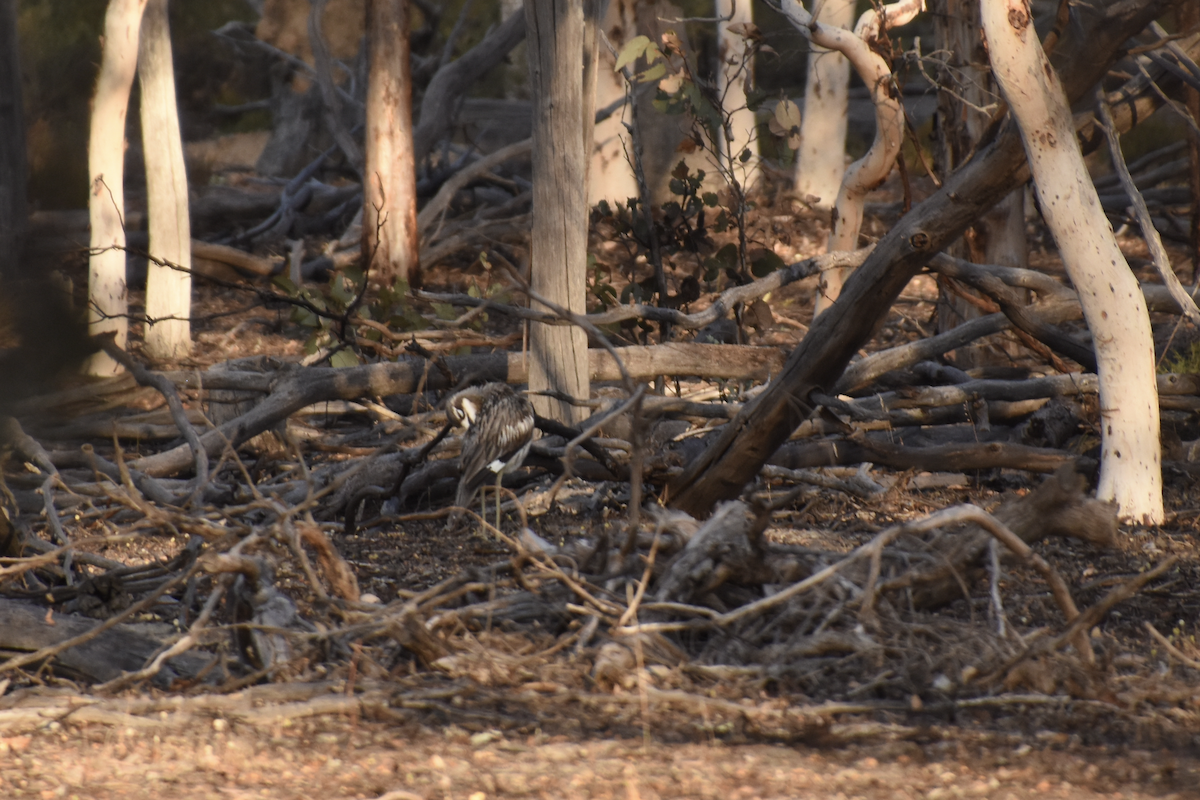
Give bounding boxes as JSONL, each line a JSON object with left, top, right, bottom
{"left": 1047, "top": 557, "right": 1176, "bottom": 654}
{"left": 987, "top": 538, "right": 1009, "bottom": 637}
{"left": 97, "top": 335, "right": 209, "bottom": 502}
{"left": 95, "top": 579, "right": 227, "bottom": 693}
{"left": 1144, "top": 620, "right": 1200, "bottom": 669}
{"left": 1096, "top": 88, "right": 1200, "bottom": 325}
{"left": 617, "top": 525, "right": 664, "bottom": 629}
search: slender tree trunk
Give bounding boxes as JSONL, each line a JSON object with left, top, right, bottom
{"left": 526, "top": 0, "right": 590, "bottom": 424}
{"left": 0, "top": 0, "right": 25, "bottom": 277}
{"left": 716, "top": 0, "right": 759, "bottom": 189}
{"left": 139, "top": 0, "right": 192, "bottom": 359}
{"left": 981, "top": 0, "right": 1161, "bottom": 523}
{"left": 793, "top": 0, "right": 854, "bottom": 210}
{"left": 932, "top": 0, "right": 1028, "bottom": 367}
{"left": 87, "top": 0, "right": 149, "bottom": 376}
{"left": 363, "top": 0, "right": 419, "bottom": 287}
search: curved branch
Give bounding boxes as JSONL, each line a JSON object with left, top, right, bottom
{"left": 780, "top": 0, "right": 906, "bottom": 312}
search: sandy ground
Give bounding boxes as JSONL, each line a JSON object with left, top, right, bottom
{"left": 2, "top": 714, "right": 1197, "bottom": 800}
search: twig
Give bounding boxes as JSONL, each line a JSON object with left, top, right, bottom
{"left": 1096, "top": 86, "right": 1200, "bottom": 325}
{"left": 96, "top": 335, "right": 208, "bottom": 503}
{"left": 1144, "top": 620, "right": 1200, "bottom": 669}
{"left": 1047, "top": 557, "right": 1176, "bottom": 655}
{"left": 95, "top": 579, "right": 225, "bottom": 693}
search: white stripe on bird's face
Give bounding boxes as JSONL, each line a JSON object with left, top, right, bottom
{"left": 453, "top": 397, "right": 478, "bottom": 427}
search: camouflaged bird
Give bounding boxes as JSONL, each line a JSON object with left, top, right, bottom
{"left": 447, "top": 382, "right": 536, "bottom": 523}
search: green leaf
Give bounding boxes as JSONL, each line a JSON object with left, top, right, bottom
{"left": 751, "top": 250, "right": 786, "bottom": 278}
{"left": 330, "top": 274, "right": 355, "bottom": 306}
{"left": 702, "top": 192, "right": 719, "bottom": 207}
{"left": 636, "top": 61, "right": 666, "bottom": 84}
{"left": 272, "top": 275, "right": 298, "bottom": 295}
{"left": 291, "top": 306, "right": 318, "bottom": 328}
{"left": 432, "top": 302, "right": 457, "bottom": 320}
{"left": 614, "top": 35, "right": 651, "bottom": 72}
{"left": 330, "top": 349, "right": 360, "bottom": 368}
{"left": 467, "top": 281, "right": 481, "bottom": 299}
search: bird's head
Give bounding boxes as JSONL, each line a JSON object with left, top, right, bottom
{"left": 447, "top": 391, "right": 480, "bottom": 428}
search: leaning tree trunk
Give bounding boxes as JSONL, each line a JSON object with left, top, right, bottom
{"left": 87, "top": 0, "right": 149, "bottom": 376}
{"left": 981, "top": 0, "right": 1162, "bottom": 523}
{"left": 932, "top": 0, "right": 1028, "bottom": 368}
{"left": 793, "top": 0, "right": 854, "bottom": 211}
{"left": 665, "top": 0, "right": 1178, "bottom": 519}
{"left": 525, "top": 0, "right": 590, "bottom": 424}
{"left": 139, "top": 0, "right": 192, "bottom": 359}
{"left": 716, "top": 0, "right": 759, "bottom": 190}
{"left": 363, "top": 0, "right": 419, "bottom": 287}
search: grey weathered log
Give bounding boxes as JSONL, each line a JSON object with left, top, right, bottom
{"left": 0, "top": 598, "right": 214, "bottom": 686}
{"left": 667, "top": 0, "right": 1189, "bottom": 517}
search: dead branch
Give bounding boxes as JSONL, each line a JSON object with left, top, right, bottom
{"left": 418, "top": 248, "right": 869, "bottom": 332}
{"left": 417, "top": 139, "right": 532, "bottom": 232}
{"left": 1096, "top": 88, "right": 1200, "bottom": 324}
{"left": 413, "top": 12, "right": 526, "bottom": 163}
{"left": 878, "top": 466, "right": 1117, "bottom": 612}
{"left": 96, "top": 335, "right": 207, "bottom": 502}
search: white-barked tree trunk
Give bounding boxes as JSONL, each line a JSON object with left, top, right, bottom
{"left": 87, "top": 0, "right": 149, "bottom": 375}
{"left": 139, "top": 0, "right": 191, "bottom": 359}
{"left": 981, "top": 0, "right": 1162, "bottom": 523}
{"left": 793, "top": 0, "right": 854, "bottom": 210}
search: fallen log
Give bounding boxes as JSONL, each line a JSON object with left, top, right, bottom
{"left": 767, "top": 438, "right": 1082, "bottom": 475}
{"left": 130, "top": 344, "right": 785, "bottom": 477}
{"left": 0, "top": 598, "right": 215, "bottom": 687}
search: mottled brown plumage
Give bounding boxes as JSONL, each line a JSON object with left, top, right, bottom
{"left": 447, "top": 383, "right": 536, "bottom": 519}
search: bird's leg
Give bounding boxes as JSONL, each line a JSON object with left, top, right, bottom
{"left": 493, "top": 472, "right": 504, "bottom": 532}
